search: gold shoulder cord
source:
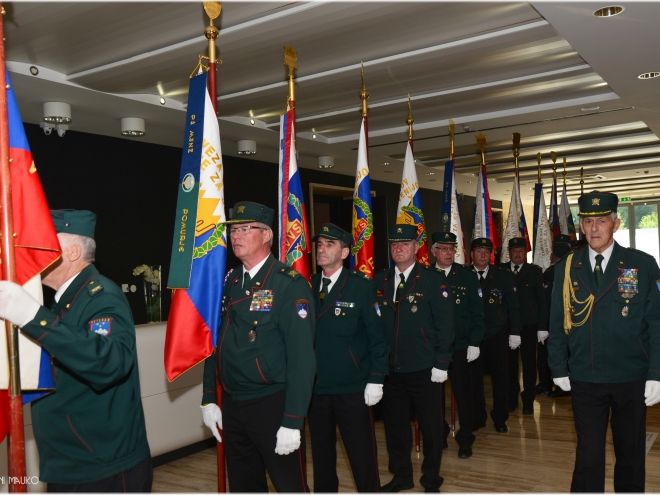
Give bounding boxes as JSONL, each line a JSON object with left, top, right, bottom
{"left": 562, "top": 252, "right": 594, "bottom": 334}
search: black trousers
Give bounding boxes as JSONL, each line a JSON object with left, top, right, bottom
{"left": 472, "top": 326, "right": 510, "bottom": 423}
{"left": 508, "top": 324, "right": 538, "bottom": 409}
{"left": 223, "top": 390, "right": 309, "bottom": 493}
{"left": 442, "top": 348, "right": 475, "bottom": 447}
{"left": 570, "top": 378, "right": 646, "bottom": 493}
{"left": 47, "top": 455, "right": 152, "bottom": 492}
{"left": 383, "top": 368, "right": 443, "bottom": 489}
{"left": 536, "top": 338, "right": 553, "bottom": 390}
{"left": 308, "top": 391, "right": 380, "bottom": 492}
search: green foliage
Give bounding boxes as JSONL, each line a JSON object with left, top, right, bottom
{"left": 638, "top": 212, "right": 658, "bottom": 229}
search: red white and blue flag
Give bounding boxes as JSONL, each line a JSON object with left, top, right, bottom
{"left": 440, "top": 159, "right": 466, "bottom": 264}
{"left": 165, "top": 72, "right": 227, "bottom": 382}
{"left": 351, "top": 117, "right": 375, "bottom": 277}
{"left": 472, "top": 163, "right": 501, "bottom": 264}
{"left": 278, "top": 107, "right": 311, "bottom": 281}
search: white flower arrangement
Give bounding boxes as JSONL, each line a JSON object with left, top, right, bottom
{"left": 133, "top": 264, "right": 160, "bottom": 290}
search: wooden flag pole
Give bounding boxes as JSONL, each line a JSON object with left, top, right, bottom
{"left": 202, "top": 2, "right": 225, "bottom": 492}
{"left": 0, "top": 4, "right": 28, "bottom": 492}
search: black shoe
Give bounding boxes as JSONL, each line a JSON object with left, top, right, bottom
{"left": 494, "top": 420, "right": 508, "bottom": 433}
{"left": 472, "top": 419, "right": 486, "bottom": 432}
{"left": 548, "top": 388, "right": 571, "bottom": 398}
{"left": 458, "top": 445, "right": 473, "bottom": 458}
{"left": 424, "top": 486, "right": 440, "bottom": 493}
{"left": 522, "top": 407, "right": 534, "bottom": 415}
{"left": 534, "top": 384, "right": 550, "bottom": 395}
{"left": 509, "top": 405, "right": 518, "bottom": 412}
{"left": 381, "top": 480, "right": 414, "bottom": 493}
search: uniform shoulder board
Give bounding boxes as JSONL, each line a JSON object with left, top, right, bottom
{"left": 465, "top": 264, "right": 476, "bottom": 272}
{"left": 531, "top": 264, "right": 543, "bottom": 271}
{"left": 279, "top": 267, "right": 301, "bottom": 279}
{"left": 87, "top": 279, "right": 104, "bottom": 296}
{"left": 626, "top": 247, "right": 655, "bottom": 259}
{"left": 350, "top": 270, "right": 371, "bottom": 280}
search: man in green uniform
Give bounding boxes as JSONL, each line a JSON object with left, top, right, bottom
{"left": 431, "top": 231, "right": 484, "bottom": 459}
{"left": 470, "top": 237, "right": 522, "bottom": 433}
{"left": 506, "top": 237, "right": 548, "bottom": 414}
{"left": 0, "top": 209, "right": 151, "bottom": 491}
{"left": 374, "top": 224, "right": 454, "bottom": 493}
{"left": 549, "top": 191, "right": 660, "bottom": 492}
{"left": 309, "top": 223, "right": 388, "bottom": 492}
{"left": 200, "top": 201, "right": 316, "bottom": 493}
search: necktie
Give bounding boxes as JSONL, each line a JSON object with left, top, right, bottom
{"left": 395, "top": 273, "right": 405, "bottom": 303}
{"left": 319, "top": 277, "right": 331, "bottom": 306}
{"left": 594, "top": 254, "right": 604, "bottom": 287}
{"left": 243, "top": 271, "right": 251, "bottom": 288}
{"left": 514, "top": 265, "right": 520, "bottom": 275}
{"left": 478, "top": 270, "right": 485, "bottom": 283}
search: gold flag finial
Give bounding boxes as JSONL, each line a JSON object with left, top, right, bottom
{"left": 359, "top": 63, "right": 369, "bottom": 117}
{"left": 512, "top": 132, "right": 521, "bottom": 169}
{"left": 406, "top": 94, "right": 414, "bottom": 142}
{"left": 537, "top": 152, "right": 542, "bottom": 183}
{"left": 449, "top": 119, "right": 455, "bottom": 158}
{"left": 283, "top": 45, "right": 298, "bottom": 102}
{"left": 476, "top": 133, "right": 487, "bottom": 165}
{"left": 550, "top": 151, "right": 557, "bottom": 181}
{"left": 203, "top": 3, "right": 221, "bottom": 64}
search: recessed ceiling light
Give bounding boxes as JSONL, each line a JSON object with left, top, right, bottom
{"left": 593, "top": 6, "right": 623, "bottom": 17}
{"left": 313, "top": 134, "right": 316, "bottom": 139}
{"left": 29, "top": 66, "right": 39, "bottom": 76}
{"left": 250, "top": 118, "right": 255, "bottom": 125}
{"left": 425, "top": 172, "right": 435, "bottom": 176}
{"left": 159, "top": 97, "right": 166, "bottom": 105}
{"left": 379, "top": 162, "right": 390, "bottom": 166}
{"left": 638, "top": 72, "right": 660, "bottom": 80}
{"left": 467, "top": 181, "right": 473, "bottom": 184}
{"left": 581, "top": 106, "right": 600, "bottom": 111}
{"left": 317, "top": 156, "right": 334, "bottom": 169}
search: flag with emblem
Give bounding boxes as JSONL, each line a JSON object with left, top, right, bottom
{"left": 533, "top": 183, "right": 552, "bottom": 271}
{"left": 396, "top": 142, "right": 429, "bottom": 265}
{"left": 559, "top": 180, "right": 576, "bottom": 241}
{"left": 472, "top": 162, "right": 500, "bottom": 264}
{"left": 165, "top": 71, "right": 227, "bottom": 382}
{"left": 548, "top": 173, "right": 561, "bottom": 242}
{"left": 351, "top": 117, "right": 375, "bottom": 277}
{"left": 440, "top": 159, "right": 466, "bottom": 264}
{"left": 278, "top": 106, "right": 311, "bottom": 281}
{"left": 0, "top": 70, "right": 61, "bottom": 441}
{"left": 500, "top": 168, "right": 530, "bottom": 263}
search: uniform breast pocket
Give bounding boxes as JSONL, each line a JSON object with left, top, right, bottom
{"left": 331, "top": 306, "right": 361, "bottom": 336}
{"left": 236, "top": 311, "right": 274, "bottom": 344}
{"left": 611, "top": 293, "right": 644, "bottom": 321}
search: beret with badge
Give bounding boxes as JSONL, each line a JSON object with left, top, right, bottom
{"left": 223, "top": 201, "right": 274, "bottom": 227}
{"left": 432, "top": 231, "right": 457, "bottom": 245}
{"left": 388, "top": 224, "right": 418, "bottom": 242}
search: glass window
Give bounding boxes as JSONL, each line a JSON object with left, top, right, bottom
{"left": 634, "top": 204, "right": 658, "bottom": 259}
{"left": 615, "top": 206, "right": 631, "bottom": 248}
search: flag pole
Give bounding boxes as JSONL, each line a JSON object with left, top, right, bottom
{"left": 563, "top": 157, "right": 567, "bottom": 186}
{"left": 580, "top": 167, "right": 584, "bottom": 196}
{"left": 406, "top": 94, "right": 414, "bottom": 152}
{"left": 203, "top": 3, "right": 226, "bottom": 492}
{"left": 537, "top": 152, "right": 542, "bottom": 184}
{"left": 0, "top": 4, "right": 27, "bottom": 491}
{"left": 284, "top": 45, "right": 297, "bottom": 125}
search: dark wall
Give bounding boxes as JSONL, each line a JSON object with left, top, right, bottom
{"left": 26, "top": 123, "right": 486, "bottom": 323}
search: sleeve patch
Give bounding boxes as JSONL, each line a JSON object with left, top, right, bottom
{"left": 296, "top": 299, "right": 309, "bottom": 319}
{"left": 89, "top": 318, "right": 112, "bottom": 336}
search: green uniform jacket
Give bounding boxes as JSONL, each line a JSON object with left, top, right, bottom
{"left": 374, "top": 262, "right": 454, "bottom": 373}
{"left": 542, "top": 263, "right": 556, "bottom": 323}
{"left": 441, "top": 262, "right": 485, "bottom": 351}
{"left": 511, "top": 263, "right": 548, "bottom": 329}
{"left": 203, "top": 254, "right": 316, "bottom": 430}
{"left": 21, "top": 264, "right": 150, "bottom": 484}
{"left": 469, "top": 264, "right": 522, "bottom": 340}
{"left": 548, "top": 242, "right": 660, "bottom": 383}
{"left": 311, "top": 268, "right": 389, "bottom": 395}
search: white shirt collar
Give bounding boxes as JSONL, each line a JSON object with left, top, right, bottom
{"left": 394, "top": 262, "right": 415, "bottom": 283}
{"left": 320, "top": 266, "right": 343, "bottom": 293}
{"left": 54, "top": 272, "right": 83, "bottom": 303}
{"left": 510, "top": 261, "right": 525, "bottom": 272}
{"left": 243, "top": 254, "right": 270, "bottom": 282}
{"left": 473, "top": 264, "right": 489, "bottom": 278}
{"left": 588, "top": 241, "right": 615, "bottom": 274}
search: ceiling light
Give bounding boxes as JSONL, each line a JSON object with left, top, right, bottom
{"left": 29, "top": 66, "right": 39, "bottom": 76}
{"left": 581, "top": 106, "right": 600, "bottom": 111}
{"left": 638, "top": 72, "right": 660, "bottom": 80}
{"left": 379, "top": 162, "right": 390, "bottom": 166}
{"left": 463, "top": 125, "right": 472, "bottom": 132}
{"left": 467, "top": 181, "right": 473, "bottom": 184}
{"left": 250, "top": 118, "right": 255, "bottom": 125}
{"left": 425, "top": 172, "right": 435, "bottom": 176}
{"left": 593, "top": 6, "right": 623, "bottom": 17}
{"left": 120, "top": 117, "right": 145, "bottom": 137}
{"left": 317, "top": 156, "right": 334, "bottom": 169}
{"left": 237, "top": 140, "right": 257, "bottom": 155}
{"left": 43, "top": 102, "right": 71, "bottom": 124}
{"left": 312, "top": 134, "right": 317, "bottom": 139}
{"left": 159, "top": 97, "right": 166, "bottom": 105}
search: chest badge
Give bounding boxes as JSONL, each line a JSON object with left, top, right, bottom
{"left": 456, "top": 298, "right": 461, "bottom": 305}
{"left": 618, "top": 268, "right": 639, "bottom": 300}
{"left": 335, "top": 307, "right": 341, "bottom": 316}
{"left": 411, "top": 305, "right": 418, "bottom": 313}
{"left": 250, "top": 290, "right": 274, "bottom": 312}
{"left": 622, "top": 305, "right": 629, "bottom": 317}
{"left": 248, "top": 328, "right": 257, "bottom": 342}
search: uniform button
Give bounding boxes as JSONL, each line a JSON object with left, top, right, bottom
{"left": 40, "top": 320, "right": 47, "bottom": 326}
{"left": 253, "top": 321, "right": 258, "bottom": 325}
{"left": 65, "top": 304, "right": 71, "bottom": 309}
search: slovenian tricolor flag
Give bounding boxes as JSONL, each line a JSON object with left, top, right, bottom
{"left": 440, "top": 159, "right": 466, "bottom": 264}
{"left": 549, "top": 174, "right": 561, "bottom": 243}
{"left": 396, "top": 142, "right": 429, "bottom": 265}
{"left": 533, "top": 183, "right": 552, "bottom": 271}
{"left": 472, "top": 163, "right": 501, "bottom": 264}
{"left": 165, "top": 72, "right": 227, "bottom": 382}
{"left": 278, "top": 107, "right": 311, "bottom": 281}
{"left": 559, "top": 181, "right": 576, "bottom": 241}
{"left": 0, "top": 70, "right": 61, "bottom": 441}
{"left": 500, "top": 168, "right": 531, "bottom": 263}
{"left": 351, "top": 117, "right": 375, "bottom": 277}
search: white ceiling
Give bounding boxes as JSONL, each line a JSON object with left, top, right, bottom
{"left": 4, "top": 1, "right": 660, "bottom": 205}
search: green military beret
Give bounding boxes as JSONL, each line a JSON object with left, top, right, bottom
{"left": 312, "top": 223, "right": 352, "bottom": 246}
{"left": 508, "top": 237, "right": 527, "bottom": 250}
{"left": 224, "top": 201, "right": 274, "bottom": 227}
{"left": 50, "top": 209, "right": 96, "bottom": 239}
{"left": 471, "top": 237, "right": 493, "bottom": 250}
{"left": 388, "top": 224, "right": 417, "bottom": 242}
{"left": 431, "top": 231, "right": 457, "bottom": 245}
{"left": 578, "top": 191, "right": 618, "bottom": 217}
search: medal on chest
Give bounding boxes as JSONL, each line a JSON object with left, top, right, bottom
{"left": 618, "top": 268, "right": 638, "bottom": 301}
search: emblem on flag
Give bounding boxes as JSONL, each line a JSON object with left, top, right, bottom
{"left": 296, "top": 299, "right": 309, "bottom": 319}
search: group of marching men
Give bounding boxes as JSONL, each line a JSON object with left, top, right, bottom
{"left": 202, "top": 190, "right": 660, "bottom": 493}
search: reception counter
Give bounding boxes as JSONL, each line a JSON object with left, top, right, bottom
{"left": 0, "top": 321, "right": 212, "bottom": 492}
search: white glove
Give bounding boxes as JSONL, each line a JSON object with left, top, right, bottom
{"left": 553, "top": 377, "right": 571, "bottom": 392}
{"left": 509, "top": 335, "right": 521, "bottom": 350}
{"left": 275, "top": 426, "right": 301, "bottom": 455}
{"left": 364, "top": 383, "right": 384, "bottom": 406}
{"left": 431, "top": 367, "right": 448, "bottom": 383}
{"left": 537, "top": 331, "right": 549, "bottom": 344}
{"left": 466, "top": 346, "right": 480, "bottom": 362}
{"left": 200, "top": 403, "right": 222, "bottom": 443}
{"left": 0, "top": 281, "right": 41, "bottom": 327}
{"left": 645, "top": 380, "right": 660, "bottom": 407}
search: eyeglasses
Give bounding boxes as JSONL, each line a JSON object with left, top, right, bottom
{"left": 228, "top": 226, "right": 267, "bottom": 236}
